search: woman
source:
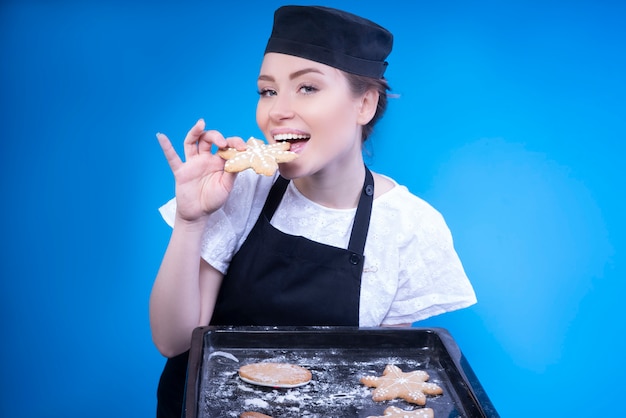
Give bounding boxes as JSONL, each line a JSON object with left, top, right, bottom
{"left": 150, "top": 5, "right": 476, "bottom": 417}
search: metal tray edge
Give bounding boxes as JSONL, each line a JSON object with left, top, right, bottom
{"left": 184, "top": 326, "right": 498, "bottom": 418}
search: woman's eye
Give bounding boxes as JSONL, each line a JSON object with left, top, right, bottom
{"left": 258, "top": 88, "right": 277, "bottom": 97}
{"left": 299, "top": 85, "right": 318, "bottom": 94}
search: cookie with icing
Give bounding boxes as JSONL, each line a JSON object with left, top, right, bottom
{"left": 218, "top": 137, "right": 298, "bottom": 176}
{"left": 360, "top": 365, "right": 443, "bottom": 405}
{"left": 367, "top": 406, "right": 434, "bottom": 418}
{"left": 238, "top": 362, "right": 312, "bottom": 388}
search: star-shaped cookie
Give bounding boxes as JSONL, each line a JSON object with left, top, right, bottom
{"left": 360, "top": 365, "right": 443, "bottom": 405}
{"left": 217, "top": 137, "right": 298, "bottom": 176}
{"left": 367, "top": 406, "right": 434, "bottom": 418}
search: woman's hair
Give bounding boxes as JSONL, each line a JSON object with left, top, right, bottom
{"left": 344, "top": 73, "right": 391, "bottom": 142}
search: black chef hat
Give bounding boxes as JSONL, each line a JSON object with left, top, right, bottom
{"left": 264, "top": 5, "right": 393, "bottom": 78}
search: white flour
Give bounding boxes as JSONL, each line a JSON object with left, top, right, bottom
{"left": 195, "top": 347, "right": 461, "bottom": 418}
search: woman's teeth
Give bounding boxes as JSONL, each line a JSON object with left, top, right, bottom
{"left": 274, "top": 133, "right": 310, "bottom": 142}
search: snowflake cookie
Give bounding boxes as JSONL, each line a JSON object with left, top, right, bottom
{"left": 366, "top": 406, "right": 434, "bottom": 418}
{"left": 360, "top": 365, "right": 443, "bottom": 405}
{"left": 218, "top": 137, "right": 298, "bottom": 176}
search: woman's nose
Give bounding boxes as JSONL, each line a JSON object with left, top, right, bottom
{"left": 268, "top": 94, "right": 295, "bottom": 121}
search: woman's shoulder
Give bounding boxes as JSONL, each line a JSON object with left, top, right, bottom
{"left": 372, "top": 172, "right": 396, "bottom": 198}
{"left": 372, "top": 173, "right": 448, "bottom": 230}
{"left": 373, "top": 174, "right": 437, "bottom": 209}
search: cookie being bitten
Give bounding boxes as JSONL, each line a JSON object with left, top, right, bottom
{"left": 218, "top": 137, "right": 298, "bottom": 176}
{"left": 238, "top": 362, "right": 312, "bottom": 388}
{"left": 360, "top": 364, "right": 443, "bottom": 405}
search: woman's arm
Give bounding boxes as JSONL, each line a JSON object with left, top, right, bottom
{"left": 149, "top": 120, "right": 243, "bottom": 357}
{"left": 149, "top": 216, "right": 224, "bottom": 357}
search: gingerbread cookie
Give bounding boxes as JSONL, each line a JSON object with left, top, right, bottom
{"left": 367, "top": 406, "right": 434, "bottom": 418}
{"left": 360, "top": 365, "right": 443, "bottom": 405}
{"left": 238, "top": 362, "right": 312, "bottom": 388}
{"left": 218, "top": 137, "right": 298, "bottom": 176}
{"left": 240, "top": 412, "right": 273, "bottom": 418}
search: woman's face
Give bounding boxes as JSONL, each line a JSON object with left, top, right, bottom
{"left": 256, "top": 53, "right": 370, "bottom": 179}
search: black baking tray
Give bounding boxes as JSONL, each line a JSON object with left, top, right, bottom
{"left": 185, "top": 326, "right": 498, "bottom": 418}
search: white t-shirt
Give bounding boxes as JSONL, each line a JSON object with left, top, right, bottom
{"left": 159, "top": 170, "right": 477, "bottom": 326}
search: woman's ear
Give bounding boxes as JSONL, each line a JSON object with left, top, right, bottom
{"left": 356, "top": 89, "right": 379, "bottom": 126}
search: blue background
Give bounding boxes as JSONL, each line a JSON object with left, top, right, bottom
{"left": 1, "top": 0, "right": 624, "bottom": 416}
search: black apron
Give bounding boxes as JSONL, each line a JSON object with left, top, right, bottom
{"left": 156, "top": 167, "right": 374, "bottom": 418}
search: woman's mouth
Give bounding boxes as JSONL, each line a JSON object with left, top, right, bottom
{"left": 274, "top": 133, "right": 310, "bottom": 153}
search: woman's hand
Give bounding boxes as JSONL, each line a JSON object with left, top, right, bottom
{"left": 157, "top": 119, "right": 246, "bottom": 223}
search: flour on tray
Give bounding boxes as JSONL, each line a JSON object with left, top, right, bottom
{"left": 198, "top": 347, "right": 440, "bottom": 417}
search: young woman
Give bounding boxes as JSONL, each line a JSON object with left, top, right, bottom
{"left": 150, "top": 5, "right": 476, "bottom": 417}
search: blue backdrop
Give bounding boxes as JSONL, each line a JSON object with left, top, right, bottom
{"left": 1, "top": 1, "right": 624, "bottom": 416}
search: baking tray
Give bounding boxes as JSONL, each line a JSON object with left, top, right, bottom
{"left": 185, "top": 326, "right": 498, "bottom": 418}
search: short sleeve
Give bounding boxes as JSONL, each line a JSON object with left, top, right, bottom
{"left": 378, "top": 190, "right": 477, "bottom": 325}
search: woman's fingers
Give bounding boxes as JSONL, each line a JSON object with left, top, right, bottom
{"left": 156, "top": 132, "right": 183, "bottom": 172}
{"left": 159, "top": 119, "right": 249, "bottom": 175}
{"left": 224, "top": 136, "right": 248, "bottom": 150}
{"left": 198, "top": 129, "right": 228, "bottom": 153}
{"left": 183, "top": 119, "right": 235, "bottom": 157}
{"left": 183, "top": 118, "right": 207, "bottom": 159}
